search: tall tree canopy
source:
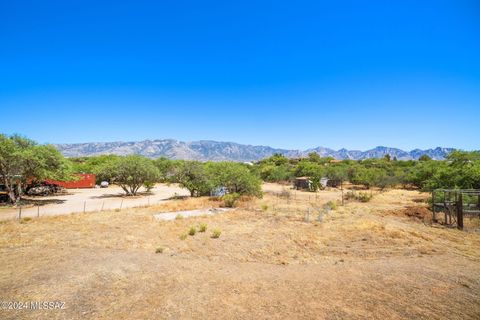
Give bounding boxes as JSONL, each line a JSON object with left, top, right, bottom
{"left": 96, "top": 155, "right": 160, "bottom": 196}
{"left": 0, "top": 134, "right": 71, "bottom": 203}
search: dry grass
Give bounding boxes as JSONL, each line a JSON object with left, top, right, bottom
{"left": 0, "top": 185, "right": 479, "bottom": 319}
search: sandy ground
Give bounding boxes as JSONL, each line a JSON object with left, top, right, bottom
{"left": 0, "top": 185, "right": 479, "bottom": 319}
{"left": 0, "top": 184, "right": 189, "bottom": 220}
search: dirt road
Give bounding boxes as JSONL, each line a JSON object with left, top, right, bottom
{"left": 0, "top": 184, "right": 189, "bottom": 220}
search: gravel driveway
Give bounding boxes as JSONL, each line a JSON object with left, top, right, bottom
{"left": 0, "top": 184, "right": 189, "bottom": 220}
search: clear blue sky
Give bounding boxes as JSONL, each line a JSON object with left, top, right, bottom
{"left": 1, "top": 0, "right": 479, "bottom": 151}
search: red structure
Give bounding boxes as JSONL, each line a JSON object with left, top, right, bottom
{"left": 47, "top": 173, "right": 96, "bottom": 189}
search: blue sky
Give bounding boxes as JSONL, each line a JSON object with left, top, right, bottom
{"left": 1, "top": 0, "right": 479, "bottom": 150}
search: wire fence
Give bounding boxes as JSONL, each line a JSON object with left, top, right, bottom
{"left": 10, "top": 195, "right": 166, "bottom": 221}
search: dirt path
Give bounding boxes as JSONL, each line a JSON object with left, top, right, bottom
{"left": 0, "top": 184, "right": 189, "bottom": 220}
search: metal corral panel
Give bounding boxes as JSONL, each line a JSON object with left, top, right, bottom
{"left": 47, "top": 174, "right": 96, "bottom": 189}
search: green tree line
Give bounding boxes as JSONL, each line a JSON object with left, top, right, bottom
{"left": 2, "top": 133, "right": 479, "bottom": 203}
{"left": 254, "top": 151, "right": 480, "bottom": 191}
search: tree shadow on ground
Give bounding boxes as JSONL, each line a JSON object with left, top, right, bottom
{"left": 89, "top": 191, "right": 155, "bottom": 199}
{"left": 18, "top": 198, "right": 67, "bottom": 207}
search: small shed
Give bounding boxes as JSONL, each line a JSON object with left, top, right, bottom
{"left": 294, "top": 177, "right": 311, "bottom": 190}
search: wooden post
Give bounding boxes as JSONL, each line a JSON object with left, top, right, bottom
{"left": 101, "top": 201, "right": 105, "bottom": 211}
{"left": 83, "top": 201, "right": 86, "bottom": 213}
{"left": 37, "top": 205, "right": 40, "bottom": 218}
{"left": 120, "top": 199, "right": 124, "bottom": 210}
{"left": 18, "top": 206, "right": 22, "bottom": 220}
{"left": 443, "top": 191, "right": 448, "bottom": 225}
{"left": 432, "top": 190, "right": 436, "bottom": 222}
{"left": 341, "top": 182, "right": 344, "bottom": 206}
{"left": 457, "top": 192, "right": 463, "bottom": 230}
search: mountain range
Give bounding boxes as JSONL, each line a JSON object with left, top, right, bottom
{"left": 54, "top": 139, "right": 456, "bottom": 162}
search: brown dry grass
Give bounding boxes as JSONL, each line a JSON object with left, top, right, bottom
{"left": 0, "top": 185, "right": 479, "bottom": 319}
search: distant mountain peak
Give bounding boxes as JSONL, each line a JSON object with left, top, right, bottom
{"left": 54, "top": 139, "right": 456, "bottom": 161}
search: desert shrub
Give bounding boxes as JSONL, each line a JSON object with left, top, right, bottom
{"left": 175, "top": 214, "right": 184, "bottom": 220}
{"left": 211, "top": 228, "right": 221, "bottom": 238}
{"left": 155, "top": 247, "right": 164, "bottom": 253}
{"left": 199, "top": 222, "right": 207, "bottom": 232}
{"left": 357, "top": 192, "right": 372, "bottom": 202}
{"left": 20, "top": 217, "right": 32, "bottom": 224}
{"left": 344, "top": 191, "right": 356, "bottom": 200}
{"left": 261, "top": 204, "right": 269, "bottom": 211}
{"left": 179, "top": 233, "right": 188, "bottom": 240}
{"left": 222, "top": 193, "right": 240, "bottom": 207}
{"left": 279, "top": 189, "right": 291, "bottom": 199}
{"left": 345, "top": 191, "right": 372, "bottom": 202}
{"left": 325, "top": 200, "right": 338, "bottom": 210}
{"left": 188, "top": 226, "right": 197, "bottom": 236}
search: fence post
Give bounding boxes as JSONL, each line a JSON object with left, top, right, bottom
{"left": 457, "top": 192, "right": 463, "bottom": 230}
{"left": 37, "top": 205, "right": 40, "bottom": 218}
{"left": 120, "top": 199, "right": 124, "bottom": 210}
{"left": 18, "top": 206, "right": 22, "bottom": 220}
{"left": 101, "top": 201, "right": 105, "bottom": 212}
{"left": 432, "top": 190, "right": 436, "bottom": 222}
{"left": 83, "top": 201, "right": 86, "bottom": 213}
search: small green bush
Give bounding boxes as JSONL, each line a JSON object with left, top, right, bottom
{"left": 155, "top": 247, "right": 164, "bottom": 253}
{"left": 175, "top": 214, "right": 184, "bottom": 220}
{"left": 325, "top": 200, "right": 338, "bottom": 210}
{"left": 261, "top": 204, "right": 269, "bottom": 211}
{"left": 179, "top": 233, "right": 188, "bottom": 240}
{"left": 211, "top": 228, "right": 221, "bottom": 239}
{"left": 222, "top": 193, "right": 240, "bottom": 208}
{"left": 199, "top": 222, "right": 207, "bottom": 232}
{"left": 188, "top": 226, "right": 197, "bottom": 236}
{"left": 357, "top": 192, "right": 372, "bottom": 202}
{"left": 19, "top": 217, "right": 32, "bottom": 224}
{"left": 344, "top": 191, "right": 372, "bottom": 202}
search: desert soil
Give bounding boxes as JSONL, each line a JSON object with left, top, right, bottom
{"left": 0, "top": 184, "right": 479, "bottom": 319}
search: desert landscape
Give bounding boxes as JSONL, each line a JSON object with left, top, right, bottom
{"left": 2, "top": 1, "right": 479, "bottom": 319}
{"left": 1, "top": 183, "right": 479, "bottom": 319}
